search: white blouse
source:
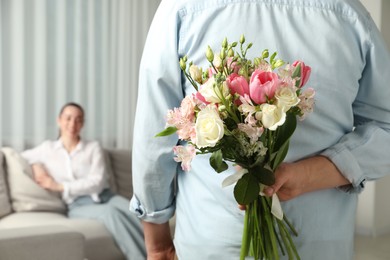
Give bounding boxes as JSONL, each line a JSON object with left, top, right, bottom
{"left": 22, "top": 140, "right": 109, "bottom": 204}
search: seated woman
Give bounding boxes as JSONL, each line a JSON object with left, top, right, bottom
{"left": 21, "top": 102, "right": 146, "bottom": 260}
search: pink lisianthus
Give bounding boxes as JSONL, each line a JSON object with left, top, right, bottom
{"left": 177, "top": 122, "right": 196, "bottom": 141}
{"left": 173, "top": 145, "right": 196, "bottom": 171}
{"left": 180, "top": 95, "right": 196, "bottom": 120}
{"left": 292, "top": 61, "right": 311, "bottom": 88}
{"left": 227, "top": 57, "right": 240, "bottom": 74}
{"left": 249, "top": 69, "right": 279, "bottom": 104}
{"left": 226, "top": 73, "right": 250, "bottom": 96}
{"left": 166, "top": 108, "right": 182, "bottom": 127}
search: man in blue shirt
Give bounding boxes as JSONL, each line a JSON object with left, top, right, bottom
{"left": 130, "top": 0, "right": 390, "bottom": 259}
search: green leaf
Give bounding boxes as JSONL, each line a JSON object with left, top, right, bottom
{"left": 272, "top": 140, "right": 290, "bottom": 170}
{"left": 273, "top": 113, "right": 296, "bottom": 152}
{"left": 250, "top": 164, "right": 275, "bottom": 186}
{"left": 292, "top": 63, "right": 301, "bottom": 78}
{"left": 155, "top": 126, "right": 178, "bottom": 137}
{"left": 234, "top": 173, "right": 259, "bottom": 205}
{"left": 210, "top": 150, "right": 229, "bottom": 173}
{"left": 292, "top": 63, "right": 302, "bottom": 88}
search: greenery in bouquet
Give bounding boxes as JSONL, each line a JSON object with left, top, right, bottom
{"left": 156, "top": 35, "right": 315, "bottom": 260}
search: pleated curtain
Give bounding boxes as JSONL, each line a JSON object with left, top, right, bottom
{"left": 0, "top": 0, "right": 160, "bottom": 150}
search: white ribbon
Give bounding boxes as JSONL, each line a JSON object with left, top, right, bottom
{"left": 221, "top": 168, "right": 248, "bottom": 188}
{"left": 222, "top": 169, "right": 284, "bottom": 220}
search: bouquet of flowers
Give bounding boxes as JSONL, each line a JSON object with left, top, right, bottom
{"left": 156, "top": 35, "right": 315, "bottom": 260}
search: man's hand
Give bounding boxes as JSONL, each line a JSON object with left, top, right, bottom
{"left": 143, "top": 221, "right": 176, "bottom": 260}
{"left": 263, "top": 156, "right": 350, "bottom": 201}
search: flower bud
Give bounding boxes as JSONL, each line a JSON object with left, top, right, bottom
{"left": 262, "top": 49, "right": 269, "bottom": 59}
{"left": 240, "top": 35, "right": 245, "bottom": 44}
{"left": 273, "top": 59, "right": 285, "bottom": 68}
{"left": 228, "top": 48, "right": 234, "bottom": 57}
{"left": 206, "top": 46, "right": 214, "bottom": 63}
{"left": 179, "top": 57, "right": 187, "bottom": 71}
{"left": 218, "top": 105, "right": 226, "bottom": 112}
{"left": 213, "top": 55, "right": 223, "bottom": 70}
{"left": 220, "top": 48, "right": 226, "bottom": 60}
{"left": 222, "top": 37, "right": 228, "bottom": 49}
{"left": 189, "top": 65, "right": 202, "bottom": 84}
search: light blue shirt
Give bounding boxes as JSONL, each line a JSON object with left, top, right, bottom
{"left": 130, "top": 0, "right": 390, "bottom": 259}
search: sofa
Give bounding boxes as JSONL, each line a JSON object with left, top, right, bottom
{"left": 0, "top": 147, "right": 137, "bottom": 260}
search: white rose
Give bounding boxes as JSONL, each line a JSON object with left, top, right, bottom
{"left": 259, "top": 104, "right": 286, "bottom": 131}
{"left": 275, "top": 87, "right": 300, "bottom": 112}
{"left": 199, "top": 78, "right": 229, "bottom": 104}
{"left": 195, "top": 105, "right": 224, "bottom": 148}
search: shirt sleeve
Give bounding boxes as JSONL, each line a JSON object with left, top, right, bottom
{"left": 129, "top": 2, "right": 183, "bottom": 224}
{"left": 21, "top": 142, "right": 46, "bottom": 164}
{"left": 321, "top": 17, "right": 390, "bottom": 193}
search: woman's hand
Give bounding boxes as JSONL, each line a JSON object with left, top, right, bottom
{"left": 32, "top": 164, "right": 64, "bottom": 192}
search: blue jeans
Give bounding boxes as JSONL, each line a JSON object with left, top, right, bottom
{"left": 68, "top": 190, "right": 146, "bottom": 260}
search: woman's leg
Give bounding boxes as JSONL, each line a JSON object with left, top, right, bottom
{"left": 68, "top": 195, "right": 146, "bottom": 260}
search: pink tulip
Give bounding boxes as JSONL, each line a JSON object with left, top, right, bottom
{"left": 292, "top": 61, "right": 311, "bottom": 88}
{"left": 249, "top": 69, "right": 279, "bottom": 104}
{"left": 226, "top": 73, "right": 250, "bottom": 96}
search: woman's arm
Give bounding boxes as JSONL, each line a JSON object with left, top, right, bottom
{"left": 32, "top": 164, "right": 64, "bottom": 192}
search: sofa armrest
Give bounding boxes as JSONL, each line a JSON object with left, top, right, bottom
{"left": 0, "top": 225, "right": 85, "bottom": 260}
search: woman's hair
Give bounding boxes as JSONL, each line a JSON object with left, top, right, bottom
{"left": 58, "top": 102, "right": 85, "bottom": 118}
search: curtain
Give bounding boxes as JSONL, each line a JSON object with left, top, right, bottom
{"left": 0, "top": 0, "right": 160, "bottom": 150}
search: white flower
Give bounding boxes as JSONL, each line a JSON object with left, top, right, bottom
{"left": 275, "top": 86, "right": 300, "bottom": 112}
{"left": 298, "top": 87, "right": 316, "bottom": 120}
{"left": 213, "top": 55, "right": 223, "bottom": 70}
{"left": 195, "top": 105, "right": 224, "bottom": 148}
{"left": 238, "top": 123, "right": 263, "bottom": 144}
{"left": 199, "top": 78, "right": 229, "bottom": 104}
{"left": 189, "top": 65, "right": 202, "bottom": 84}
{"left": 258, "top": 104, "right": 286, "bottom": 131}
{"left": 173, "top": 145, "right": 196, "bottom": 172}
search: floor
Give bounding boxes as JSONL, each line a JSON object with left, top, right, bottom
{"left": 355, "top": 233, "right": 390, "bottom": 260}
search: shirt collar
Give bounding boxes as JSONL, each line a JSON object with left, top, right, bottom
{"left": 54, "top": 139, "right": 85, "bottom": 152}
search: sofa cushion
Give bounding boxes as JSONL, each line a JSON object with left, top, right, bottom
{"left": 0, "top": 225, "right": 85, "bottom": 260}
{"left": 1, "top": 148, "right": 66, "bottom": 213}
{"left": 104, "top": 149, "right": 118, "bottom": 194}
{"left": 106, "top": 149, "right": 132, "bottom": 199}
{"left": 0, "top": 152, "right": 12, "bottom": 218}
{"left": 0, "top": 212, "right": 125, "bottom": 260}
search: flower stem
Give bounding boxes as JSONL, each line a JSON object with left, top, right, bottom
{"left": 240, "top": 204, "right": 251, "bottom": 260}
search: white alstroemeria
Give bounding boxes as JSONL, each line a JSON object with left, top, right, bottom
{"left": 221, "top": 168, "right": 248, "bottom": 188}
{"left": 239, "top": 94, "right": 257, "bottom": 115}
